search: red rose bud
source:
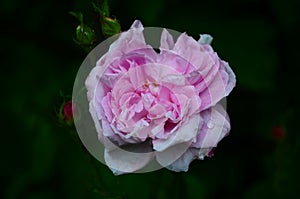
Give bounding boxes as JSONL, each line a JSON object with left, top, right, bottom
{"left": 63, "top": 101, "right": 73, "bottom": 121}
{"left": 58, "top": 101, "right": 78, "bottom": 125}
{"left": 272, "top": 125, "right": 285, "bottom": 140}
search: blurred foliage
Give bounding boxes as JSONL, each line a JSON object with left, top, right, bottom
{"left": 1, "top": 0, "right": 300, "bottom": 199}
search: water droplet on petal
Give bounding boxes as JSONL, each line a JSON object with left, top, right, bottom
{"left": 198, "top": 155, "right": 204, "bottom": 160}
{"left": 207, "top": 120, "right": 215, "bottom": 129}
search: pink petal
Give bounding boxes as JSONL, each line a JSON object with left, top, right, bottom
{"left": 153, "top": 114, "right": 201, "bottom": 151}
{"left": 160, "top": 29, "right": 174, "bottom": 50}
{"left": 101, "top": 119, "right": 126, "bottom": 146}
{"left": 104, "top": 20, "right": 149, "bottom": 63}
{"left": 171, "top": 85, "right": 201, "bottom": 116}
{"left": 85, "top": 63, "right": 107, "bottom": 101}
{"left": 192, "top": 104, "right": 230, "bottom": 149}
{"left": 131, "top": 20, "right": 143, "bottom": 29}
{"left": 102, "top": 48, "right": 157, "bottom": 88}
{"left": 157, "top": 50, "right": 195, "bottom": 74}
{"left": 101, "top": 93, "right": 113, "bottom": 122}
{"left": 89, "top": 100, "right": 103, "bottom": 141}
{"left": 173, "top": 33, "right": 215, "bottom": 75}
{"left": 85, "top": 19, "right": 151, "bottom": 101}
{"left": 198, "top": 61, "right": 236, "bottom": 110}
{"left": 171, "top": 33, "right": 236, "bottom": 110}
{"left": 148, "top": 104, "right": 166, "bottom": 119}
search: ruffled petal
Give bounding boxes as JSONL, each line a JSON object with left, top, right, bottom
{"left": 88, "top": 100, "right": 103, "bottom": 141}
{"left": 153, "top": 114, "right": 201, "bottom": 151}
{"left": 157, "top": 50, "right": 196, "bottom": 75}
{"left": 173, "top": 33, "right": 215, "bottom": 75}
{"left": 155, "top": 141, "right": 193, "bottom": 169}
{"left": 85, "top": 63, "right": 107, "bottom": 101}
{"left": 104, "top": 147, "right": 154, "bottom": 175}
{"left": 222, "top": 61, "right": 236, "bottom": 96}
{"left": 86, "top": 20, "right": 150, "bottom": 100}
{"left": 192, "top": 104, "right": 230, "bottom": 149}
{"left": 198, "top": 61, "right": 236, "bottom": 110}
{"left": 160, "top": 28, "right": 174, "bottom": 50}
{"left": 165, "top": 148, "right": 198, "bottom": 172}
{"left": 165, "top": 147, "right": 214, "bottom": 172}
{"left": 103, "top": 20, "right": 150, "bottom": 65}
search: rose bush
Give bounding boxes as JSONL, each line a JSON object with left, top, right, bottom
{"left": 85, "top": 20, "right": 236, "bottom": 174}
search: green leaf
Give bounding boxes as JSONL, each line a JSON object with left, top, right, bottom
{"left": 69, "top": 11, "right": 83, "bottom": 23}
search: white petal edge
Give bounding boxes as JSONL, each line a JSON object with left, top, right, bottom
{"left": 156, "top": 141, "right": 193, "bottom": 169}
{"left": 160, "top": 28, "right": 175, "bottom": 50}
{"left": 104, "top": 148, "right": 154, "bottom": 175}
{"left": 195, "top": 104, "right": 230, "bottom": 149}
{"left": 198, "top": 34, "right": 213, "bottom": 45}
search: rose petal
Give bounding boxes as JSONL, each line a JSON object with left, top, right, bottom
{"left": 164, "top": 148, "right": 198, "bottom": 172}
{"left": 88, "top": 100, "right": 103, "bottom": 137}
{"left": 173, "top": 33, "right": 215, "bottom": 75}
{"left": 222, "top": 61, "right": 236, "bottom": 96}
{"left": 160, "top": 28, "right": 174, "bottom": 50}
{"left": 153, "top": 114, "right": 201, "bottom": 151}
{"left": 102, "top": 48, "right": 157, "bottom": 88}
{"left": 85, "top": 63, "right": 107, "bottom": 101}
{"left": 155, "top": 141, "right": 193, "bottom": 169}
{"left": 104, "top": 148, "right": 154, "bottom": 175}
{"left": 198, "top": 61, "right": 236, "bottom": 110}
{"left": 86, "top": 20, "right": 149, "bottom": 101}
{"left": 106, "top": 20, "right": 148, "bottom": 60}
{"left": 101, "top": 93, "right": 113, "bottom": 122}
{"left": 192, "top": 104, "right": 230, "bottom": 149}
{"left": 157, "top": 50, "right": 196, "bottom": 74}
{"left": 165, "top": 147, "right": 212, "bottom": 172}
{"left": 101, "top": 119, "right": 126, "bottom": 146}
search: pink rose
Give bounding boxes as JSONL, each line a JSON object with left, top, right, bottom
{"left": 85, "top": 20, "right": 236, "bottom": 174}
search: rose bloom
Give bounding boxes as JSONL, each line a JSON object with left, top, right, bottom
{"left": 86, "top": 20, "right": 236, "bottom": 174}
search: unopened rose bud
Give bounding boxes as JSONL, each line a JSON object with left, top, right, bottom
{"left": 75, "top": 24, "right": 96, "bottom": 46}
{"left": 272, "top": 125, "right": 285, "bottom": 140}
{"left": 70, "top": 12, "right": 96, "bottom": 51}
{"left": 58, "top": 100, "right": 78, "bottom": 126}
{"left": 92, "top": 1, "right": 120, "bottom": 37}
{"left": 101, "top": 17, "right": 121, "bottom": 38}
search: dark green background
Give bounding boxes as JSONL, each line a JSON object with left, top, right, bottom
{"left": 1, "top": 0, "right": 300, "bottom": 198}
